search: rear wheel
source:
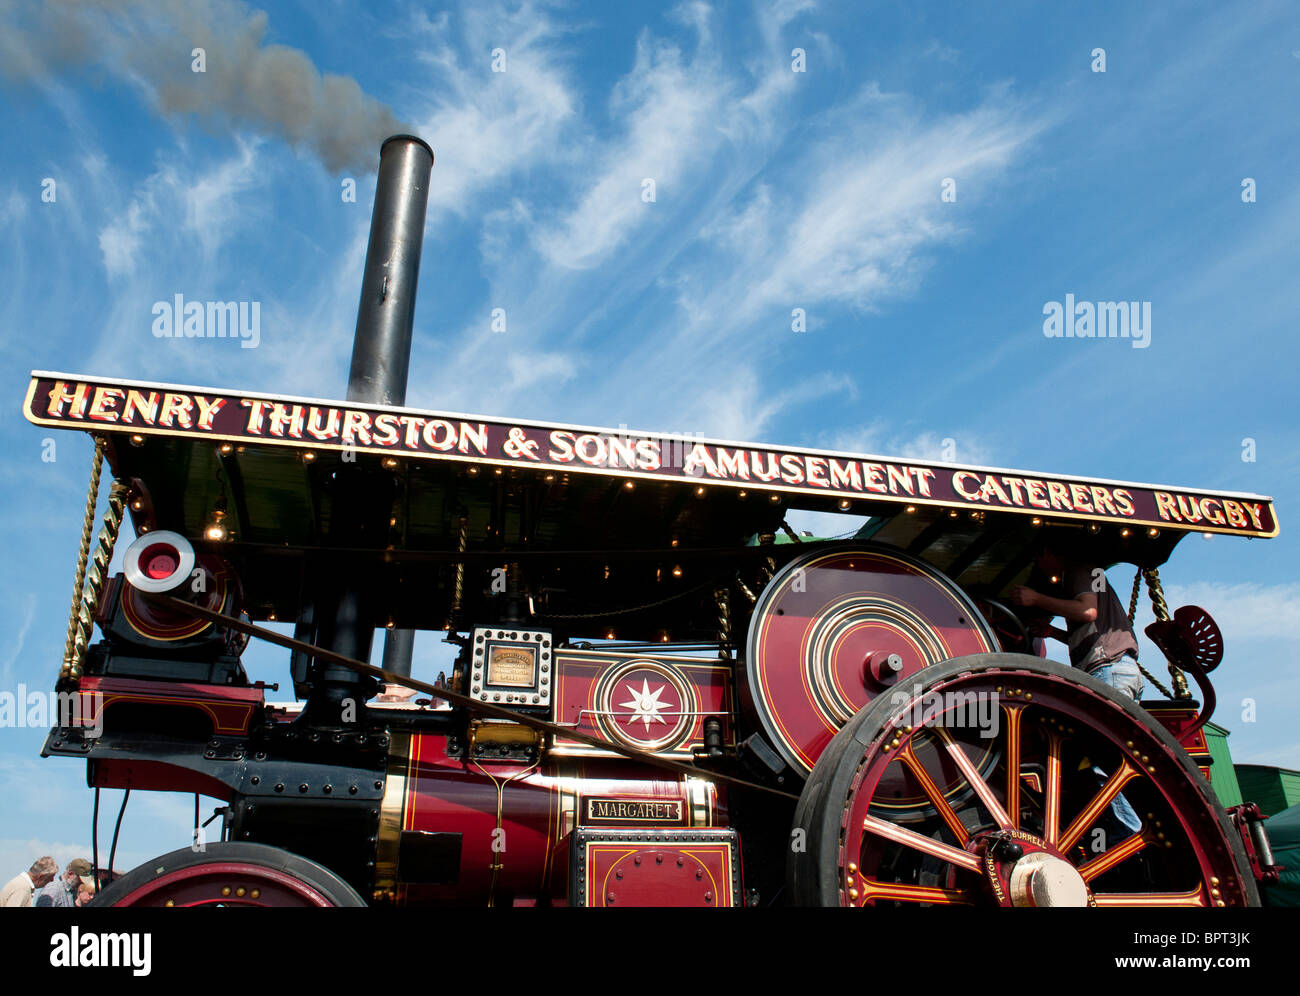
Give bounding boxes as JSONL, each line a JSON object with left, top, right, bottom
{"left": 91, "top": 842, "right": 367, "bottom": 907}
{"left": 788, "top": 653, "right": 1258, "bottom": 907}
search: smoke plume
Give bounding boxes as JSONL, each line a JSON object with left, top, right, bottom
{"left": 0, "top": 0, "right": 410, "bottom": 173}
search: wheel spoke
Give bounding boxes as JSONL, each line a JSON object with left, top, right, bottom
{"left": 1092, "top": 886, "right": 1207, "bottom": 908}
{"left": 1003, "top": 705, "right": 1024, "bottom": 830}
{"left": 1059, "top": 758, "right": 1140, "bottom": 853}
{"left": 857, "top": 878, "right": 974, "bottom": 906}
{"left": 1077, "top": 831, "right": 1151, "bottom": 883}
{"left": 1044, "top": 732, "right": 1064, "bottom": 846}
{"left": 862, "top": 815, "right": 982, "bottom": 872}
{"left": 932, "top": 726, "right": 1013, "bottom": 830}
{"left": 897, "top": 740, "right": 969, "bottom": 846}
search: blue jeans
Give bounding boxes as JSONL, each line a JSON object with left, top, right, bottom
{"left": 1086, "top": 654, "right": 1144, "bottom": 837}
{"left": 1089, "top": 654, "right": 1144, "bottom": 700}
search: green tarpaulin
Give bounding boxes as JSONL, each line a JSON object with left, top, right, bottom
{"left": 1263, "top": 802, "right": 1300, "bottom": 907}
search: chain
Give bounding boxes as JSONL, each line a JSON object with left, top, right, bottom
{"left": 715, "top": 586, "right": 732, "bottom": 659}
{"left": 1142, "top": 566, "right": 1190, "bottom": 700}
{"left": 62, "top": 438, "right": 106, "bottom": 680}
{"left": 1136, "top": 660, "right": 1174, "bottom": 701}
{"left": 451, "top": 516, "right": 468, "bottom": 616}
{"left": 1119, "top": 567, "right": 1174, "bottom": 699}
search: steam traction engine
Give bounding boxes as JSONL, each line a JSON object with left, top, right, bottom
{"left": 25, "top": 138, "right": 1282, "bottom": 908}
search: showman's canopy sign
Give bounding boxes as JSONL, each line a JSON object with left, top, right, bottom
{"left": 22, "top": 371, "right": 1279, "bottom": 635}
{"left": 25, "top": 371, "right": 1278, "bottom": 539}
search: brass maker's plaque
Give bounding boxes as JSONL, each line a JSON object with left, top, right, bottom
{"left": 487, "top": 646, "right": 536, "bottom": 687}
{"left": 470, "top": 626, "right": 553, "bottom": 710}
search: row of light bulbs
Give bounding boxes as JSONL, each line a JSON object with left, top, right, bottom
{"left": 129, "top": 440, "right": 1181, "bottom": 550}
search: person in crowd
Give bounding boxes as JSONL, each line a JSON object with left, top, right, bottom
{"left": 1, "top": 857, "right": 58, "bottom": 907}
{"left": 35, "top": 858, "right": 93, "bottom": 908}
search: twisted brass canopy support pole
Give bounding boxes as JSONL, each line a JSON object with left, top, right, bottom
{"left": 62, "top": 438, "right": 105, "bottom": 681}
{"left": 451, "top": 515, "right": 468, "bottom": 618}
{"left": 1125, "top": 567, "right": 1173, "bottom": 699}
{"left": 1143, "top": 566, "right": 1190, "bottom": 700}
{"left": 66, "top": 479, "right": 129, "bottom": 682}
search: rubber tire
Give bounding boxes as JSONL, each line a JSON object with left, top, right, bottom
{"left": 91, "top": 841, "right": 367, "bottom": 907}
{"left": 787, "top": 652, "right": 1261, "bottom": 907}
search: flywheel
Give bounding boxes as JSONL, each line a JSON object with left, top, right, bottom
{"left": 744, "top": 543, "right": 999, "bottom": 774}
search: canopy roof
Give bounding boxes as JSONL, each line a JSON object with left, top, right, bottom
{"left": 24, "top": 371, "right": 1279, "bottom": 637}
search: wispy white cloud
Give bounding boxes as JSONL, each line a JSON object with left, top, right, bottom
{"left": 690, "top": 368, "right": 856, "bottom": 441}
{"left": 0, "top": 757, "right": 196, "bottom": 874}
{"left": 572, "top": 85, "right": 1042, "bottom": 439}
{"left": 411, "top": 1, "right": 578, "bottom": 219}
{"left": 827, "top": 424, "right": 997, "bottom": 466}
{"left": 96, "top": 140, "right": 265, "bottom": 280}
{"left": 0, "top": 594, "right": 37, "bottom": 689}
{"left": 394, "top": 3, "right": 1043, "bottom": 446}
{"left": 1160, "top": 581, "right": 1300, "bottom": 644}
{"left": 504, "top": 350, "right": 579, "bottom": 393}
{"left": 535, "top": 24, "right": 727, "bottom": 268}
{"left": 1127, "top": 579, "right": 1300, "bottom": 771}
{"left": 98, "top": 198, "right": 150, "bottom": 278}
{"left": 0, "top": 838, "right": 98, "bottom": 877}
{"left": 183, "top": 138, "right": 264, "bottom": 261}
{"left": 1233, "top": 741, "right": 1300, "bottom": 770}
{"left": 0, "top": 188, "right": 26, "bottom": 224}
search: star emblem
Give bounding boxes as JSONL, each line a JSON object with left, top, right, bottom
{"left": 618, "top": 679, "right": 672, "bottom": 731}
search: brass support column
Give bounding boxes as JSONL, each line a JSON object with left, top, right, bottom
{"left": 66, "top": 480, "right": 129, "bottom": 682}
{"left": 1143, "top": 567, "right": 1190, "bottom": 699}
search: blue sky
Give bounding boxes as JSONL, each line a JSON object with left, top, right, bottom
{"left": 1, "top": 0, "right": 1297, "bottom": 876}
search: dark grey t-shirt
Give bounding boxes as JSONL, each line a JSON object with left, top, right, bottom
{"left": 1063, "top": 564, "right": 1139, "bottom": 672}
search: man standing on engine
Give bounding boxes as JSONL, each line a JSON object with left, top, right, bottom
{"left": 1010, "top": 532, "right": 1143, "bottom": 699}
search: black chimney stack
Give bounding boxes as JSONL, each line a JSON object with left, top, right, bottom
{"left": 346, "top": 135, "right": 434, "bottom": 406}
{"left": 303, "top": 136, "right": 432, "bottom": 723}
{"left": 346, "top": 135, "right": 433, "bottom": 682}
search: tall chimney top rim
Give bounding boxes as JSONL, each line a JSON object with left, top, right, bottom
{"left": 381, "top": 134, "right": 434, "bottom": 162}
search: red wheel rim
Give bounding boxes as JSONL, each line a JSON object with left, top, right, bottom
{"left": 835, "top": 666, "right": 1251, "bottom": 907}
{"left": 111, "top": 861, "right": 343, "bottom": 907}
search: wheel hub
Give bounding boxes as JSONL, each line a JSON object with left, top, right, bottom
{"left": 1007, "top": 851, "right": 1089, "bottom": 907}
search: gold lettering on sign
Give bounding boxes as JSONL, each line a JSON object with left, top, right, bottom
{"left": 585, "top": 799, "right": 683, "bottom": 823}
